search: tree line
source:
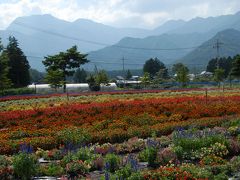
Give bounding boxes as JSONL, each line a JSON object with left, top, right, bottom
{"left": 1, "top": 36, "right": 240, "bottom": 93}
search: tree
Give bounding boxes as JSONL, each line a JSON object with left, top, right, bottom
{"left": 214, "top": 68, "right": 225, "bottom": 87}
{"left": 87, "top": 70, "right": 109, "bottom": 91}
{"left": 95, "top": 70, "right": 109, "bottom": 85}
{"left": 174, "top": 64, "right": 189, "bottom": 87}
{"left": 153, "top": 68, "right": 169, "bottom": 85}
{"left": 73, "top": 68, "right": 87, "bottom": 83}
{"left": 207, "top": 57, "right": 233, "bottom": 78}
{"left": 141, "top": 72, "right": 151, "bottom": 88}
{"left": 230, "top": 55, "right": 240, "bottom": 79}
{"left": 143, "top": 58, "right": 166, "bottom": 78}
{"left": 43, "top": 46, "right": 88, "bottom": 92}
{"left": 125, "top": 69, "right": 132, "bottom": 80}
{"left": 0, "top": 42, "right": 12, "bottom": 91}
{"left": 7, "top": 36, "right": 30, "bottom": 88}
{"left": 172, "top": 63, "right": 186, "bottom": 75}
{"left": 44, "top": 69, "right": 64, "bottom": 91}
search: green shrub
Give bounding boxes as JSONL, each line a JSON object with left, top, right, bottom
{"left": 105, "top": 153, "right": 120, "bottom": 173}
{"left": 38, "top": 163, "right": 64, "bottom": 177}
{"left": 57, "top": 127, "right": 91, "bottom": 146}
{"left": 0, "top": 88, "right": 35, "bottom": 96}
{"left": 173, "top": 129, "right": 228, "bottom": 152}
{"left": 66, "top": 160, "right": 90, "bottom": 178}
{"left": 61, "top": 153, "right": 77, "bottom": 167}
{"left": 138, "top": 147, "right": 157, "bottom": 167}
{"left": 115, "top": 165, "right": 132, "bottom": 179}
{"left": 13, "top": 153, "right": 38, "bottom": 180}
{"left": 0, "top": 155, "right": 13, "bottom": 179}
{"left": 128, "top": 172, "right": 144, "bottom": 180}
{"left": 75, "top": 147, "right": 93, "bottom": 161}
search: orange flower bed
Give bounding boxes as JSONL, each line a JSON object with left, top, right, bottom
{"left": 0, "top": 95, "right": 240, "bottom": 154}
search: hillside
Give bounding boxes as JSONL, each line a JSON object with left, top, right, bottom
{"left": 1, "top": 12, "right": 240, "bottom": 70}
{"left": 179, "top": 29, "right": 240, "bottom": 67}
{"left": 87, "top": 32, "right": 212, "bottom": 70}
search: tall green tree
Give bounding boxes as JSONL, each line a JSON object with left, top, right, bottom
{"left": 43, "top": 46, "right": 88, "bottom": 92}
{"left": 45, "top": 69, "right": 64, "bottom": 91}
{"left": 7, "top": 36, "right": 30, "bottom": 88}
{"left": 87, "top": 70, "right": 109, "bottom": 91}
{"left": 174, "top": 64, "right": 189, "bottom": 87}
{"left": 214, "top": 68, "right": 225, "bottom": 87}
{"left": 143, "top": 58, "right": 166, "bottom": 78}
{"left": 125, "top": 69, "right": 132, "bottom": 80}
{"left": 141, "top": 72, "right": 151, "bottom": 87}
{"left": 0, "top": 40, "right": 12, "bottom": 91}
{"left": 207, "top": 57, "right": 233, "bottom": 78}
{"left": 172, "top": 63, "right": 186, "bottom": 75}
{"left": 230, "top": 55, "right": 240, "bottom": 79}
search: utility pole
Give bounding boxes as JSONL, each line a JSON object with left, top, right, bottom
{"left": 122, "top": 56, "right": 125, "bottom": 88}
{"left": 213, "top": 39, "right": 223, "bottom": 69}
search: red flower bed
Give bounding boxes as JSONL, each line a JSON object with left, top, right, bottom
{"left": 0, "top": 95, "right": 240, "bottom": 154}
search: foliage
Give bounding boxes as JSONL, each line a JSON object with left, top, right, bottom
{"left": 87, "top": 70, "right": 109, "bottom": 91}
{"left": 57, "top": 127, "right": 90, "bottom": 147}
{"left": 214, "top": 68, "right": 225, "bottom": 87}
{"left": 44, "top": 69, "right": 64, "bottom": 90}
{"left": 207, "top": 56, "right": 233, "bottom": 78}
{"left": 7, "top": 36, "right": 30, "bottom": 88}
{"left": 43, "top": 45, "right": 88, "bottom": 92}
{"left": 126, "top": 69, "right": 132, "bottom": 80}
{"left": 0, "top": 87, "right": 35, "bottom": 97}
{"left": 38, "top": 163, "right": 64, "bottom": 177}
{"left": 66, "top": 160, "right": 90, "bottom": 178}
{"left": 13, "top": 153, "right": 37, "bottom": 180}
{"left": 105, "top": 153, "right": 120, "bottom": 173}
{"left": 115, "top": 165, "right": 132, "bottom": 179}
{"left": 230, "top": 55, "right": 240, "bottom": 79}
{"left": 174, "top": 63, "right": 189, "bottom": 87}
{"left": 0, "top": 50, "right": 12, "bottom": 91}
{"left": 140, "top": 72, "right": 151, "bottom": 87}
{"left": 143, "top": 58, "right": 166, "bottom": 78}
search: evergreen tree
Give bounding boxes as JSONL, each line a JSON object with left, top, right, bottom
{"left": 43, "top": 46, "right": 88, "bottom": 92}
{"left": 207, "top": 57, "right": 233, "bottom": 78}
{"left": 125, "top": 69, "right": 132, "bottom": 80}
{"left": 143, "top": 58, "right": 166, "bottom": 78}
{"left": 214, "top": 68, "right": 225, "bottom": 87}
{"left": 141, "top": 72, "right": 151, "bottom": 87}
{"left": 175, "top": 64, "right": 189, "bottom": 87}
{"left": 45, "top": 69, "right": 64, "bottom": 91}
{"left": 0, "top": 40, "right": 12, "bottom": 91}
{"left": 7, "top": 36, "right": 30, "bottom": 88}
{"left": 230, "top": 55, "right": 240, "bottom": 79}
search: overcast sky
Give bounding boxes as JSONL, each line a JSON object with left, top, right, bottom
{"left": 0, "top": 0, "right": 240, "bottom": 30}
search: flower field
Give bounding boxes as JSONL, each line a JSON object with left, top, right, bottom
{"left": 1, "top": 88, "right": 240, "bottom": 179}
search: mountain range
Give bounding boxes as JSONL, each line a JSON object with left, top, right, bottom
{"left": 0, "top": 12, "right": 240, "bottom": 71}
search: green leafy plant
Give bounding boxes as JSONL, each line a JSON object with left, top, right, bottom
{"left": 105, "top": 153, "right": 120, "bottom": 173}
{"left": 57, "top": 127, "right": 91, "bottom": 146}
{"left": 13, "top": 153, "right": 38, "bottom": 180}
{"left": 66, "top": 160, "right": 90, "bottom": 178}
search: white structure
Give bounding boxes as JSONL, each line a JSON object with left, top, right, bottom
{"left": 28, "top": 83, "right": 117, "bottom": 94}
{"left": 199, "top": 71, "right": 213, "bottom": 77}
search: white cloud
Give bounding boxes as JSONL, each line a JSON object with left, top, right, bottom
{"left": 0, "top": 0, "right": 239, "bottom": 30}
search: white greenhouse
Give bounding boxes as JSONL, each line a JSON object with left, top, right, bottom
{"left": 28, "top": 83, "right": 117, "bottom": 94}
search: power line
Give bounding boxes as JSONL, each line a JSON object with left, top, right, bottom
{"left": 13, "top": 21, "right": 211, "bottom": 51}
